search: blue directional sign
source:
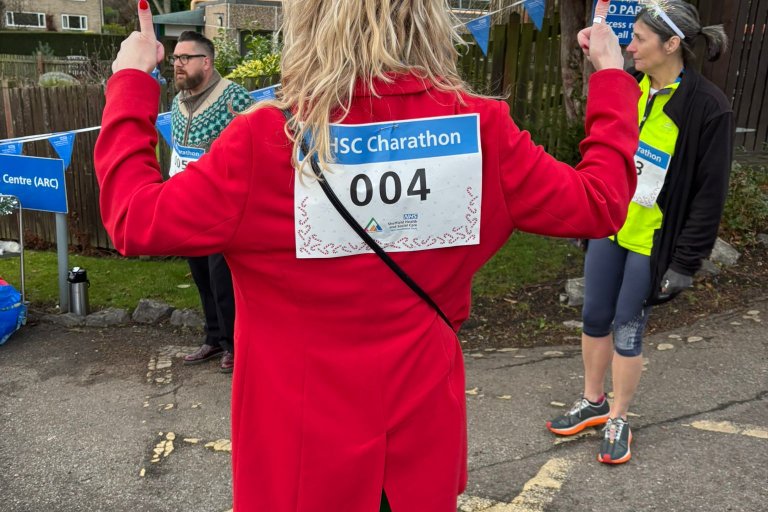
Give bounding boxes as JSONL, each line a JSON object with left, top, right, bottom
{"left": 593, "top": 0, "right": 640, "bottom": 45}
{"left": 0, "top": 154, "right": 68, "bottom": 213}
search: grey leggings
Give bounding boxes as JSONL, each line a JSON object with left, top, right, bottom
{"left": 582, "top": 238, "right": 652, "bottom": 356}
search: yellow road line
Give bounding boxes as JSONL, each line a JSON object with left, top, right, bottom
{"left": 458, "top": 494, "right": 503, "bottom": 511}
{"left": 689, "top": 420, "right": 768, "bottom": 439}
{"left": 480, "top": 458, "right": 572, "bottom": 512}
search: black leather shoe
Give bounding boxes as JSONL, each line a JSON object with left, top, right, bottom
{"left": 220, "top": 351, "right": 234, "bottom": 373}
{"left": 183, "top": 344, "right": 224, "bottom": 365}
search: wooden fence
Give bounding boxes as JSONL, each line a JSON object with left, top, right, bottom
{"left": 0, "top": 85, "right": 111, "bottom": 248}
{"left": 0, "top": 84, "right": 183, "bottom": 249}
{"left": 0, "top": 54, "right": 112, "bottom": 86}
{"left": 458, "top": 12, "right": 575, "bottom": 160}
{"left": 696, "top": 0, "right": 768, "bottom": 152}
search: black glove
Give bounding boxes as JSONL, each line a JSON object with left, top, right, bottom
{"left": 658, "top": 268, "right": 693, "bottom": 299}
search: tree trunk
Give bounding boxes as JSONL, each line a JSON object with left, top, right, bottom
{"left": 559, "top": 0, "right": 590, "bottom": 122}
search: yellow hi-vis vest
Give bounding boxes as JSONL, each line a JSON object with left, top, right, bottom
{"left": 614, "top": 74, "right": 681, "bottom": 255}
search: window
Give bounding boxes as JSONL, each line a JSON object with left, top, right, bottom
{"left": 5, "top": 11, "right": 46, "bottom": 28}
{"left": 62, "top": 14, "right": 87, "bottom": 31}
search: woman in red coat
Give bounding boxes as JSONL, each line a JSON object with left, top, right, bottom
{"left": 96, "top": 1, "right": 637, "bottom": 510}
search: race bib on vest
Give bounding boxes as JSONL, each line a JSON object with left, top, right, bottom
{"left": 294, "top": 114, "right": 482, "bottom": 259}
{"left": 169, "top": 142, "right": 205, "bottom": 177}
{"left": 632, "top": 141, "right": 671, "bottom": 208}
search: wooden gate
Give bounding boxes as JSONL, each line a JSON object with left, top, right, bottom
{"left": 697, "top": 0, "right": 768, "bottom": 152}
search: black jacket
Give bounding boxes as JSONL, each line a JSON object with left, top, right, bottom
{"left": 630, "top": 68, "right": 734, "bottom": 305}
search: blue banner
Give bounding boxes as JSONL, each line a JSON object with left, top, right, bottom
{"left": 524, "top": 0, "right": 546, "bottom": 31}
{"left": 467, "top": 15, "right": 491, "bottom": 56}
{"left": 156, "top": 112, "right": 172, "bottom": 147}
{"left": 0, "top": 154, "right": 67, "bottom": 213}
{"left": 250, "top": 84, "right": 279, "bottom": 102}
{"left": 48, "top": 132, "right": 75, "bottom": 168}
{"left": 322, "top": 114, "right": 480, "bottom": 166}
{"left": 0, "top": 142, "right": 22, "bottom": 155}
{"left": 592, "top": 0, "right": 640, "bottom": 45}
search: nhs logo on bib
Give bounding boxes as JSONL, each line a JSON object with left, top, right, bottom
{"left": 294, "top": 114, "right": 483, "bottom": 258}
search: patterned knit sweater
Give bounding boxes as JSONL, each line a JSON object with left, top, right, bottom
{"left": 170, "top": 75, "right": 253, "bottom": 151}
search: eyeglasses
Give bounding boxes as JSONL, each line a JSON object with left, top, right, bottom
{"left": 169, "top": 54, "right": 207, "bottom": 65}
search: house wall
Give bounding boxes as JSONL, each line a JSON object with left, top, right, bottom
{"left": 202, "top": 3, "right": 281, "bottom": 45}
{"left": 2, "top": 0, "right": 103, "bottom": 33}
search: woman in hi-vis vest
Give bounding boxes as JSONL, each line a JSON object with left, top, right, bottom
{"left": 547, "top": 0, "right": 732, "bottom": 466}
{"left": 96, "top": 1, "right": 638, "bottom": 510}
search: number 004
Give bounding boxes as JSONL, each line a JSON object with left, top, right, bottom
{"left": 350, "top": 168, "right": 431, "bottom": 206}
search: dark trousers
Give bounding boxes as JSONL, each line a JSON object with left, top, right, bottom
{"left": 380, "top": 491, "right": 391, "bottom": 512}
{"left": 187, "top": 253, "right": 235, "bottom": 354}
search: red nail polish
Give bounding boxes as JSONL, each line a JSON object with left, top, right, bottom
{"left": 139, "top": 0, "right": 149, "bottom": 9}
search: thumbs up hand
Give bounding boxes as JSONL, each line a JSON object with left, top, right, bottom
{"left": 111, "top": 0, "right": 165, "bottom": 74}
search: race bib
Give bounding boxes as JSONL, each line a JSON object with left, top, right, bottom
{"left": 294, "top": 114, "right": 482, "bottom": 259}
{"left": 632, "top": 141, "right": 671, "bottom": 208}
{"left": 169, "top": 142, "right": 205, "bottom": 177}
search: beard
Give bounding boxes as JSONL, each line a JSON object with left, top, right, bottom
{"left": 174, "top": 69, "right": 205, "bottom": 91}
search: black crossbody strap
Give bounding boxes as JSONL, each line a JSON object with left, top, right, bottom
{"left": 281, "top": 109, "right": 452, "bottom": 328}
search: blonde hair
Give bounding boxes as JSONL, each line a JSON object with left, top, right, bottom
{"left": 252, "top": 0, "right": 469, "bottom": 176}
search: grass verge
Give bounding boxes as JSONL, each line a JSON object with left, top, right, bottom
{"left": 0, "top": 232, "right": 582, "bottom": 311}
{"left": 472, "top": 232, "right": 583, "bottom": 296}
{"left": 0, "top": 252, "right": 200, "bottom": 310}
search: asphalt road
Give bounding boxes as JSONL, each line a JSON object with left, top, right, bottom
{"left": 1, "top": 299, "right": 766, "bottom": 512}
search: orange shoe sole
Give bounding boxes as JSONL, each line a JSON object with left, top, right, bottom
{"left": 598, "top": 432, "right": 633, "bottom": 464}
{"left": 546, "top": 413, "right": 610, "bottom": 436}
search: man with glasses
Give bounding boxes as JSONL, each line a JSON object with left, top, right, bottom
{"left": 169, "top": 31, "right": 253, "bottom": 373}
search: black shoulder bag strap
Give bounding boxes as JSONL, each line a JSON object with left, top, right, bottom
{"left": 281, "top": 109, "right": 452, "bottom": 328}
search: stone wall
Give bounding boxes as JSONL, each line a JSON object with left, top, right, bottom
{"left": 202, "top": 3, "right": 281, "bottom": 43}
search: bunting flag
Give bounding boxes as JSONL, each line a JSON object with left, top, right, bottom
{"left": 48, "top": 132, "right": 76, "bottom": 168}
{"left": 467, "top": 15, "right": 491, "bottom": 55}
{"left": 458, "top": 0, "right": 547, "bottom": 53}
{"left": 0, "top": 142, "right": 22, "bottom": 155}
{"left": 156, "top": 112, "right": 173, "bottom": 147}
{"left": 250, "top": 84, "right": 279, "bottom": 102}
{"left": 523, "top": 0, "right": 546, "bottom": 31}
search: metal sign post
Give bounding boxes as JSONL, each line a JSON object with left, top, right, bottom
{"left": 56, "top": 213, "right": 69, "bottom": 312}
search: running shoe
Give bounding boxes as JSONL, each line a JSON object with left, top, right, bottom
{"left": 546, "top": 396, "right": 610, "bottom": 436}
{"left": 598, "top": 417, "right": 632, "bottom": 464}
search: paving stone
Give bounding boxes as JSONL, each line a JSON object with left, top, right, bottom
{"left": 132, "top": 299, "right": 174, "bottom": 324}
{"left": 698, "top": 259, "right": 721, "bottom": 276}
{"left": 565, "top": 277, "right": 584, "bottom": 307}
{"left": 170, "top": 309, "right": 204, "bottom": 330}
{"left": 709, "top": 238, "right": 740, "bottom": 267}
{"left": 85, "top": 308, "right": 130, "bottom": 327}
{"left": 42, "top": 312, "right": 85, "bottom": 327}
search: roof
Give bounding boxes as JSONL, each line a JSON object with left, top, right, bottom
{"left": 152, "top": 10, "right": 205, "bottom": 26}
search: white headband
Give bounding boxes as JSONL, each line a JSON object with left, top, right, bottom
{"left": 651, "top": 3, "right": 686, "bottom": 40}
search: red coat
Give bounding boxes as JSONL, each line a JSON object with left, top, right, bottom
{"left": 96, "top": 69, "right": 639, "bottom": 511}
